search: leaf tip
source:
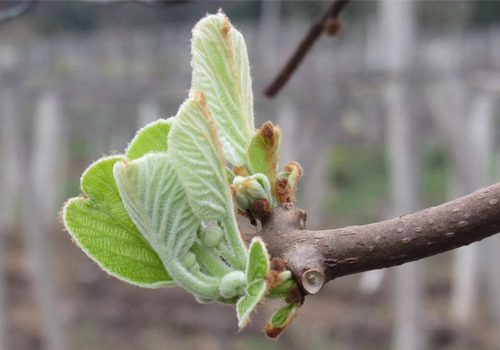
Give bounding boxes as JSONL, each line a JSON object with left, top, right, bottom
{"left": 284, "top": 161, "right": 303, "bottom": 178}
{"left": 190, "top": 89, "right": 207, "bottom": 107}
{"left": 260, "top": 121, "right": 280, "bottom": 146}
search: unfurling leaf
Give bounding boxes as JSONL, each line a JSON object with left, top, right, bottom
{"left": 125, "top": 118, "right": 172, "bottom": 159}
{"left": 283, "top": 161, "right": 303, "bottom": 190}
{"left": 265, "top": 303, "right": 298, "bottom": 339}
{"left": 63, "top": 156, "right": 175, "bottom": 288}
{"left": 237, "top": 280, "right": 267, "bottom": 329}
{"left": 191, "top": 12, "right": 254, "bottom": 166}
{"left": 247, "top": 121, "right": 281, "bottom": 198}
{"left": 169, "top": 91, "right": 247, "bottom": 270}
{"left": 246, "top": 237, "right": 270, "bottom": 283}
{"left": 113, "top": 154, "right": 221, "bottom": 299}
{"left": 236, "top": 238, "right": 271, "bottom": 329}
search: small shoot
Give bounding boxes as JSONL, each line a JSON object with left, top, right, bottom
{"left": 237, "top": 237, "right": 270, "bottom": 329}
{"left": 265, "top": 303, "right": 298, "bottom": 339}
{"left": 62, "top": 11, "right": 306, "bottom": 338}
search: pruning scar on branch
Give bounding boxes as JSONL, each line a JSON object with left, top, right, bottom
{"left": 259, "top": 181, "right": 500, "bottom": 295}
{"left": 264, "top": 0, "right": 351, "bottom": 98}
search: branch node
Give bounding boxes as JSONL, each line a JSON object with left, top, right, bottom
{"left": 301, "top": 269, "right": 325, "bottom": 295}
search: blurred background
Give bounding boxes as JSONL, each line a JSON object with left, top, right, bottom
{"left": 1, "top": 0, "right": 500, "bottom": 349}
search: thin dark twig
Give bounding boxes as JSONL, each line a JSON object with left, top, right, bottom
{"left": 264, "top": 0, "right": 351, "bottom": 98}
{"left": 0, "top": 0, "right": 37, "bottom": 25}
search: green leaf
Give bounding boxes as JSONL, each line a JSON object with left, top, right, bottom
{"left": 113, "top": 153, "right": 222, "bottom": 299}
{"left": 270, "top": 303, "right": 295, "bottom": 327}
{"left": 237, "top": 280, "right": 267, "bottom": 329}
{"left": 267, "top": 271, "right": 295, "bottom": 299}
{"left": 246, "top": 237, "right": 270, "bottom": 284}
{"left": 126, "top": 118, "right": 172, "bottom": 159}
{"left": 191, "top": 12, "right": 254, "bottom": 166}
{"left": 62, "top": 156, "right": 175, "bottom": 288}
{"left": 247, "top": 122, "right": 281, "bottom": 198}
{"left": 236, "top": 237, "right": 271, "bottom": 328}
{"left": 265, "top": 303, "right": 298, "bottom": 339}
{"left": 169, "top": 91, "right": 247, "bottom": 270}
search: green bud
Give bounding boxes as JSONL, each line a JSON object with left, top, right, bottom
{"left": 202, "top": 226, "right": 224, "bottom": 248}
{"left": 220, "top": 271, "right": 246, "bottom": 299}
{"left": 234, "top": 190, "right": 250, "bottom": 212}
{"left": 233, "top": 175, "right": 273, "bottom": 211}
{"left": 181, "top": 251, "right": 197, "bottom": 268}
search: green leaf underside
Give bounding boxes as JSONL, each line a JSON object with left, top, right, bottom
{"left": 169, "top": 92, "right": 247, "bottom": 270}
{"left": 237, "top": 280, "right": 267, "bottom": 329}
{"left": 126, "top": 118, "right": 172, "bottom": 160}
{"left": 236, "top": 238, "right": 271, "bottom": 328}
{"left": 271, "top": 304, "right": 295, "bottom": 327}
{"left": 113, "top": 154, "right": 222, "bottom": 299}
{"left": 246, "top": 238, "right": 270, "bottom": 284}
{"left": 247, "top": 127, "right": 281, "bottom": 187}
{"left": 63, "top": 156, "right": 175, "bottom": 287}
{"left": 191, "top": 12, "right": 254, "bottom": 166}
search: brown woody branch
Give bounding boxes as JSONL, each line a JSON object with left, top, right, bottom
{"left": 264, "top": 0, "right": 351, "bottom": 98}
{"left": 260, "top": 182, "right": 500, "bottom": 295}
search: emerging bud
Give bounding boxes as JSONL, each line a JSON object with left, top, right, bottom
{"left": 202, "top": 226, "right": 224, "bottom": 248}
{"left": 220, "top": 271, "right": 246, "bottom": 299}
{"left": 233, "top": 174, "right": 273, "bottom": 212}
{"left": 181, "top": 251, "right": 196, "bottom": 269}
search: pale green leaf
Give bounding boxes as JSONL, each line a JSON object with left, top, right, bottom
{"left": 270, "top": 303, "right": 295, "bottom": 327}
{"left": 247, "top": 122, "right": 281, "bottom": 198}
{"left": 169, "top": 92, "right": 230, "bottom": 219}
{"left": 191, "top": 12, "right": 254, "bottom": 166}
{"left": 169, "top": 92, "right": 247, "bottom": 270}
{"left": 62, "top": 156, "right": 175, "bottom": 288}
{"left": 265, "top": 303, "right": 298, "bottom": 339}
{"left": 126, "top": 118, "right": 172, "bottom": 159}
{"left": 236, "top": 238, "right": 270, "bottom": 328}
{"left": 237, "top": 280, "right": 267, "bottom": 329}
{"left": 246, "top": 237, "right": 270, "bottom": 284}
{"left": 113, "top": 153, "right": 223, "bottom": 299}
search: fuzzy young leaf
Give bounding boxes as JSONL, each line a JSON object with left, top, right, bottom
{"left": 270, "top": 303, "right": 295, "bottom": 327}
{"left": 113, "top": 153, "right": 222, "bottom": 299}
{"left": 247, "top": 121, "right": 281, "bottom": 197}
{"left": 237, "top": 280, "right": 267, "bottom": 329}
{"left": 63, "top": 156, "right": 175, "bottom": 288}
{"left": 265, "top": 303, "right": 298, "bottom": 339}
{"left": 169, "top": 91, "right": 247, "bottom": 270}
{"left": 126, "top": 118, "right": 172, "bottom": 159}
{"left": 236, "top": 237, "right": 271, "bottom": 329}
{"left": 246, "top": 237, "right": 270, "bottom": 284}
{"left": 191, "top": 12, "right": 254, "bottom": 166}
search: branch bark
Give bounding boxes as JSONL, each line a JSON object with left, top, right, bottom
{"left": 260, "top": 182, "right": 500, "bottom": 295}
